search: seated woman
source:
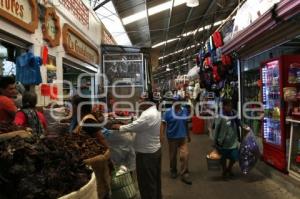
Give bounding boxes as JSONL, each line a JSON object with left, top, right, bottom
{"left": 73, "top": 97, "right": 108, "bottom": 149}
{"left": 14, "top": 92, "right": 47, "bottom": 135}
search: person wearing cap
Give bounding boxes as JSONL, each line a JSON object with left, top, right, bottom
{"left": 111, "top": 92, "right": 162, "bottom": 199}
{"left": 160, "top": 95, "right": 192, "bottom": 185}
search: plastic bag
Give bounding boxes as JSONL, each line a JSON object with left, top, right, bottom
{"left": 239, "top": 130, "right": 260, "bottom": 174}
{"left": 106, "top": 131, "right": 136, "bottom": 171}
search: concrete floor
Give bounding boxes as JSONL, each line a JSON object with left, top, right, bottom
{"left": 161, "top": 134, "right": 298, "bottom": 199}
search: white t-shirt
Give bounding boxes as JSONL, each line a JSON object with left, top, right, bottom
{"left": 120, "top": 106, "right": 161, "bottom": 153}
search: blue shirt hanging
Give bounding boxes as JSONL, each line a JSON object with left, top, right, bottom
{"left": 16, "top": 52, "right": 42, "bottom": 85}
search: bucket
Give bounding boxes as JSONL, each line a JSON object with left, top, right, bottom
{"left": 192, "top": 116, "right": 205, "bottom": 135}
{"left": 206, "top": 156, "right": 221, "bottom": 171}
{"left": 58, "top": 172, "right": 98, "bottom": 199}
{"left": 111, "top": 172, "right": 137, "bottom": 199}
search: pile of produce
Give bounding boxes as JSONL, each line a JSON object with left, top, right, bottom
{"left": 0, "top": 122, "right": 25, "bottom": 134}
{"left": 58, "top": 134, "right": 107, "bottom": 160}
{"left": 0, "top": 133, "right": 107, "bottom": 199}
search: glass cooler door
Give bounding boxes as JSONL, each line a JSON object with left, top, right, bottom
{"left": 262, "top": 60, "right": 282, "bottom": 147}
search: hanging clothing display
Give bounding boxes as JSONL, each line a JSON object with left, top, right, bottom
{"left": 16, "top": 52, "right": 42, "bottom": 85}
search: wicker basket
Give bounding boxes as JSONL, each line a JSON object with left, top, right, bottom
{"left": 111, "top": 172, "right": 137, "bottom": 199}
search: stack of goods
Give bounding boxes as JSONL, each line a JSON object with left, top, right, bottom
{"left": 0, "top": 134, "right": 107, "bottom": 199}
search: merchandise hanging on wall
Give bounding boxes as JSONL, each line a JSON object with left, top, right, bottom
{"left": 196, "top": 30, "right": 238, "bottom": 103}
{"left": 46, "top": 55, "right": 57, "bottom": 84}
{"left": 16, "top": 52, "right": 42, "bottom": 85}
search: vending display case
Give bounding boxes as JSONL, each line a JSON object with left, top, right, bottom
{"left": 261, "top": 55, "right": 300, "bottom": 172}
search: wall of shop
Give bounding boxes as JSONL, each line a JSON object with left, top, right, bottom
{"left": 0, "top": 0, "right": 102, "bottom": 106}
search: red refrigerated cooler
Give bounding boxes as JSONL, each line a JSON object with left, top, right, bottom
{"left": 261, "top": 55, "right": 300, "bottom": 172}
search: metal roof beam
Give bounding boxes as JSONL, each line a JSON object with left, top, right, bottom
{"left": 144, "top": 0, "right": 152, "bottom": 47}
{"left": 161, "top": 0, "right": 175, "bottom": 65}
{"left": 169, "top": 6, "right": 194, "bottom": 64}
{"left": 93, "top": 0, "right": 111, "bottom": 11}
{"left": 160, "top": 0, "right": 218, "bottom": 67}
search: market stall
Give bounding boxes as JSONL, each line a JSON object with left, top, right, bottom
{"left": 219, "top": 0, "right": 300, "bottom": 172}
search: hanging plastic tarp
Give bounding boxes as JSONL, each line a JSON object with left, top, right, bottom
{"left": 187, "top": 66, "right": 200, "bottom": 80}
{"left": 233, "top": 0, "right": 281, "bottom": 36}
{"left": 105, "top": 130, "right": 136, "bottom": 171}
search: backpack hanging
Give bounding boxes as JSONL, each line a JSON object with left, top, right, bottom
{"left": 221, "top": 54, "right": 232, "bottom": 66}
{"left": 212, "top": 65, "right": 221, "bottom": 82}
{"left": 209, "top": 36, "right": 215, "bottom": 51}
{"left": 213, "top": 31, "right": 223, "bottom": 48}
{"left": 216, "top": 48, "right": 222, "bottom": 62}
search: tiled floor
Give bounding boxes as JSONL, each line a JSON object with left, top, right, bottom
{"left": 161, "top": 134, "right": 298, "bottom": 199}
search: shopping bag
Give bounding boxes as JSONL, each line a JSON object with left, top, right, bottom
{"left": 239, "top": 130, "right": 260, "bottom": 174}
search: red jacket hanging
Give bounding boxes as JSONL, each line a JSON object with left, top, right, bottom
{"left": 221, "top": 54, "right": 232, "bottom": 66}
{"left": 41, "top": 46, "right": 48, "bottom": 65}
{"left": 213, "top": 31, "right": 223, "bottom": 48}
{"left": 212, "top": 65, "right": 221, "bottom": 82}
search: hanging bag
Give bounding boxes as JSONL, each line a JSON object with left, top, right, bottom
{"left": 213, "top": 31, "right": 224, "bottom": 48}
{"left": 239, "top": 129, "right": 260, "bottom": 174}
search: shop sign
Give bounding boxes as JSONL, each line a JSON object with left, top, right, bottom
{"left": 42, "top": 7, "right": 61, "bottom": 47}
{"left": 0, "top": 0, "right": 38, "bottom": 33}
{"left": 62, "top": 24, "right": 99, "bottom": 66}
{"left": 59, "top": 0, "right": 89, "bottom": 27}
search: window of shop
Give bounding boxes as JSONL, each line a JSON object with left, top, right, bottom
{"left": 103, "top": 53, "right": 145, "bottom": 107}
{"left": 62, "top": 60, "right": 96, "bottom": 101}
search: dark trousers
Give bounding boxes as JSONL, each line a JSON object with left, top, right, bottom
{"left": 136, "top": 148, "right": 162, "bottom": 199}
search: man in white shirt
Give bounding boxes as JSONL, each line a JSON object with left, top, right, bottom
{"left": 112, "top": 92, "right": 162, "bottom": 199}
